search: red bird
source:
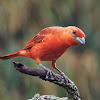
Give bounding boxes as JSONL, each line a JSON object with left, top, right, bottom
{"left": 0, "top": 26, "right": 85, "bottom": 74}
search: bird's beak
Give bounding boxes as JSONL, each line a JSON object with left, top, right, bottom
{"left": 76, "top": 37, "right": 85, "bottom": 45}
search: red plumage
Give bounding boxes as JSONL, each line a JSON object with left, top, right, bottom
{"left": 0, "top": 26, "right": 85, "bottom": 70}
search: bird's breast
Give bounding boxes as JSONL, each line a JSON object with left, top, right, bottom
{"left": 40, "top": 44, "right": 68, "bottom": 61}
{"left": 30, "top": 36, "right": 69, "bottom": 61}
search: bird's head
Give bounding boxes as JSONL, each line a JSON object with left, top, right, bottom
{"left": 64, "top": 26, "right": 85, "bottom": 46}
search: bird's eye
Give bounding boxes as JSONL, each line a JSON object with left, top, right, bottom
{"left": 72, "top": 30, "right": 76, "bottom": 34}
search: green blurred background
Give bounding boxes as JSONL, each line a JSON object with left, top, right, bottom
{"left": 0, "top": 0, "right": 100, "bottom": 100}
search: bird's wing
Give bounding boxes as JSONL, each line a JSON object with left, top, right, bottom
{"left": 23, "top": 26, "right": 63, "bottom": 50}
{"left": 22, "top": 27, "right": 52, "bottom": 50}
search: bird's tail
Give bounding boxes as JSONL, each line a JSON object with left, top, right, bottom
{"left": 0, "top": 51, "right": 20, "bottom": 60}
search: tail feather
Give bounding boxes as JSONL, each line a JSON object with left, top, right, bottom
{"left": 0, "top": 52, "right": 19, "bottom": 60}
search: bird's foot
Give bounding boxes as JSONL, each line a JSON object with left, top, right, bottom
{"left": 39, "top": 63, "right": 55, "bottom": 79}
{"left": 60, "top": 71, "right": 66, "bottom": 76}
{"left": 60, "top": 72, "right": 69, "bottom": 84}
{"left": 54, "top": 67, "right": 69, "bottom": 83}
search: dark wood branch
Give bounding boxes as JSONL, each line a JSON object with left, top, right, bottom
{"left": 13, "top": 61, "right": 81, "bottom": 100}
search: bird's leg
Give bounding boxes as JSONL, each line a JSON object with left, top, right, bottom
{"left": 39, "top": 63, "right": 49, "bottom": 71}
{"left": 36, "top": 58, "right": 51, "bottom": 71}
{"left": 52, "top": 60, "right": 65, "bottom": 75}
{"left": 54, "top": 66, "right": 65, "bottom": 76}
{"left": 39, "top": 63, "right": 53, "bottom": 76}
{"left": 52, "top": 60, "right": 68, "bottom": 83}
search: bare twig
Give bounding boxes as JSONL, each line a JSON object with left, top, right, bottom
{"left": 13, "top": 61, "right": 81, "bottom": 100}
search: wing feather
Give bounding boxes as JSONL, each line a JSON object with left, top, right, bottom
{"left": 22, "top": 27, "right": 52, "bottom": 50}
{"left": 23, "top": 26, "right": 63, "bottom": 50}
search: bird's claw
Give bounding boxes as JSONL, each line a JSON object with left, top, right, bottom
{"left": 60, "top": 72, "right": 65, "bottom": 76}
{"left": 61, "top": 72, "right": 69, "bottom": 84}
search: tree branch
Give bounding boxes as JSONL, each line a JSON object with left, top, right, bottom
{"left": 13, "top": 61, "right": 81, "bottom": 100}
